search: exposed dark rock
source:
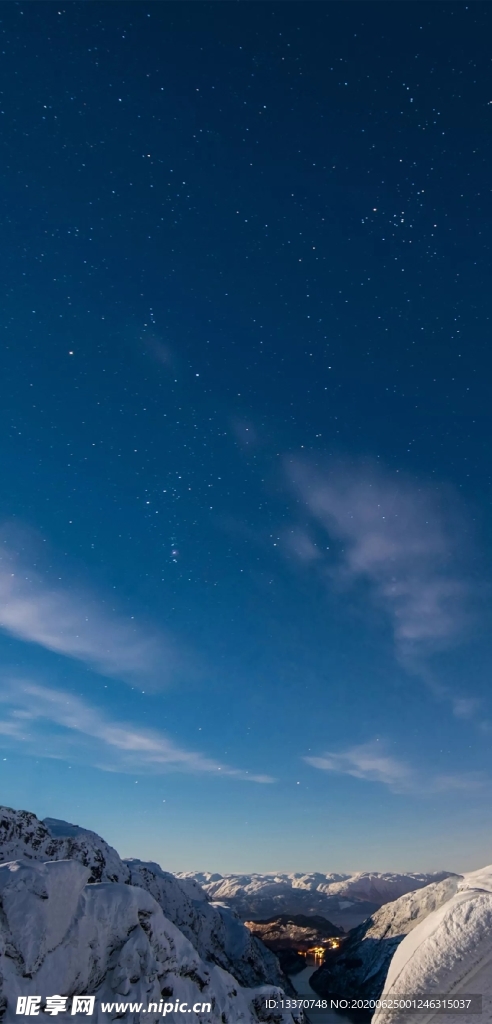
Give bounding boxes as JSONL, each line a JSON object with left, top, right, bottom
{"left": 245, "top": 913, "right": 342, "bottom": 951}
{"left": 274, "top": 949, "right": 306, "bottom": 976}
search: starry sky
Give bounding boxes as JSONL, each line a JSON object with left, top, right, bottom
{"left": 1, "top": 1, "right": 492, "bottom": 874}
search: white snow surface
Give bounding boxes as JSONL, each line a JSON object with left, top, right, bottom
{"left": 0, "top": 808, "right": 285, "bottom": 990}
{"left": 316, "top": 872, "right": 450, "bottom": 902}
{"left": 0, "top": 859, "right": 297, "bottom": 1024}
{"left": 124, "top": 859, "right": 284, "bottom": 989}
{"left": 373, "top": 866, "right": 492, "bottom": 1024}
{"left": 0, "top": 807, "right": 296, "bottom": 1024}
{"left": 176, "top": 871, "right": 453, "bottom": 925}
{"left": 177, "top": 871, "right": 451, "bottom": 903}
{"left": 311, "top": 875, "right": 463, "bottom": 1003}
{"left": 1, "top": 812, "right": 129, "bottom": 884}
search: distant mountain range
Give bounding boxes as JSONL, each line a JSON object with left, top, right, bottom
{"left": 2, "top": 806, "right": 490, "bottom": 1023}
{"left": 177, "top": 870, "right": 454, "bottom": 930}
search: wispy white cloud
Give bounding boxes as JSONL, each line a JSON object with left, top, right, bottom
{"left": 0, "top": 681, "right": 274, "bottom": 783}
{"left": 288, "top": 459, "right": 470, "bottom": 652}
{"left": 305, "top": 742, "right": 412, "bottom": 789}
{"left": 304, "top": 741, "right": 486, "bottom": 795}
{"left": 429, "top": 772, "right": 486, "bottom": 793}
{"left": 0, "top": 534, "right": 178, "bottom": 685}
{"left": 285, "top": 459, "right": 482, "bottom": 721}
{"left": 283, "top": 527, "right": 322, "bottom": 564}
{"left": 0, "top": 719, "right": 26, "bottom": 739}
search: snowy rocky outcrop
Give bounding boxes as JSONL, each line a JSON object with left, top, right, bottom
{"left": 0, "top": 858, "right": 298, "bottom": 1024}
{"left": 0, "top": 808, "right": 286, "bottom": 991}
{"left": 310, "top": 874, "right": 462, "bottom": 1004}
{"left": 0, "top": 810, "right": 129, "bottom": 884}
{"left": 372, "top": 866, "right": 492, "bottom": 1024}
{"left": 177, "top": 871, "right": 454, "bottom": 930}
{"left": 0, "top": 807, "right": 295, "bottom": 1023}
{"left": 124, "top": 859, "right": 286, "bottom": 990}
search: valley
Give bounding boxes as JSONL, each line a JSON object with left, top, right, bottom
{"left": 290, "top": 959, "right": 341, "bottom": 1024}
{"left": 1, "top": 805, "right": 491, "bottom": 1023}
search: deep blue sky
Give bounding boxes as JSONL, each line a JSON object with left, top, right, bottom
{"left": 1, "top": 1, "right": 492, "bottom": 873}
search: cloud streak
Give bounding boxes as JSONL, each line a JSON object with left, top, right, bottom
{"left": 0, "top": 681, "right": 274, "bottom": 783}
{"left": 0, "top": 534, "right": 178, "bottom": 685}
{"left": 304, "top": 741, "right": 486, "bottom": 795}
{"left": 305, "top": 743, "right": 412, "bottom": 789}
{"left": 287, "top": 459, "right": 472, "bottom": 655}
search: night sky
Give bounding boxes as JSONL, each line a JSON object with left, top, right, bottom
{"left": 1, "top": 1, "right": 492, "bottom": 873}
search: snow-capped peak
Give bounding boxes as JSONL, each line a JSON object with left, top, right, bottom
{"left": 0, "top": 807, "right": 297, "bottom": 1024}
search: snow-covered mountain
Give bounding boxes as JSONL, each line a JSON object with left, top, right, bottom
{"left": 310, "top": 874, "right": 463, "bottom": 1003}
{"left": 314, "top": 872, "right": 451, "bottom": 903}
{"left": 0, "top": 809, "right": 285, "bottom": 990}
{"left": 0, "top": 858, "right": 295, "bottom": 1024}
{"left": 1, "top": 812, "right": 130, "bottom": 883}
{"left": 124, "top": 859, "right": 285, "bottom": 990}
{"left": 0, "top": 807, "right": 297, "bottom": 1024}
{"left": 3, "top": 805, "right": 478, "bottom": 1024}
{"left": 372, "top": 865, "right": 492, "bottom": 1024}
{"left": 177, "top": 871, "right": 454, "bottom": 930}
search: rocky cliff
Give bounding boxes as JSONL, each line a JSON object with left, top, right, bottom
{"left": 310, "top": 875, "right": 462, "bottom": 1004}
{"left": 0, "top": 807, "right": 296, "bottom": 1024}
